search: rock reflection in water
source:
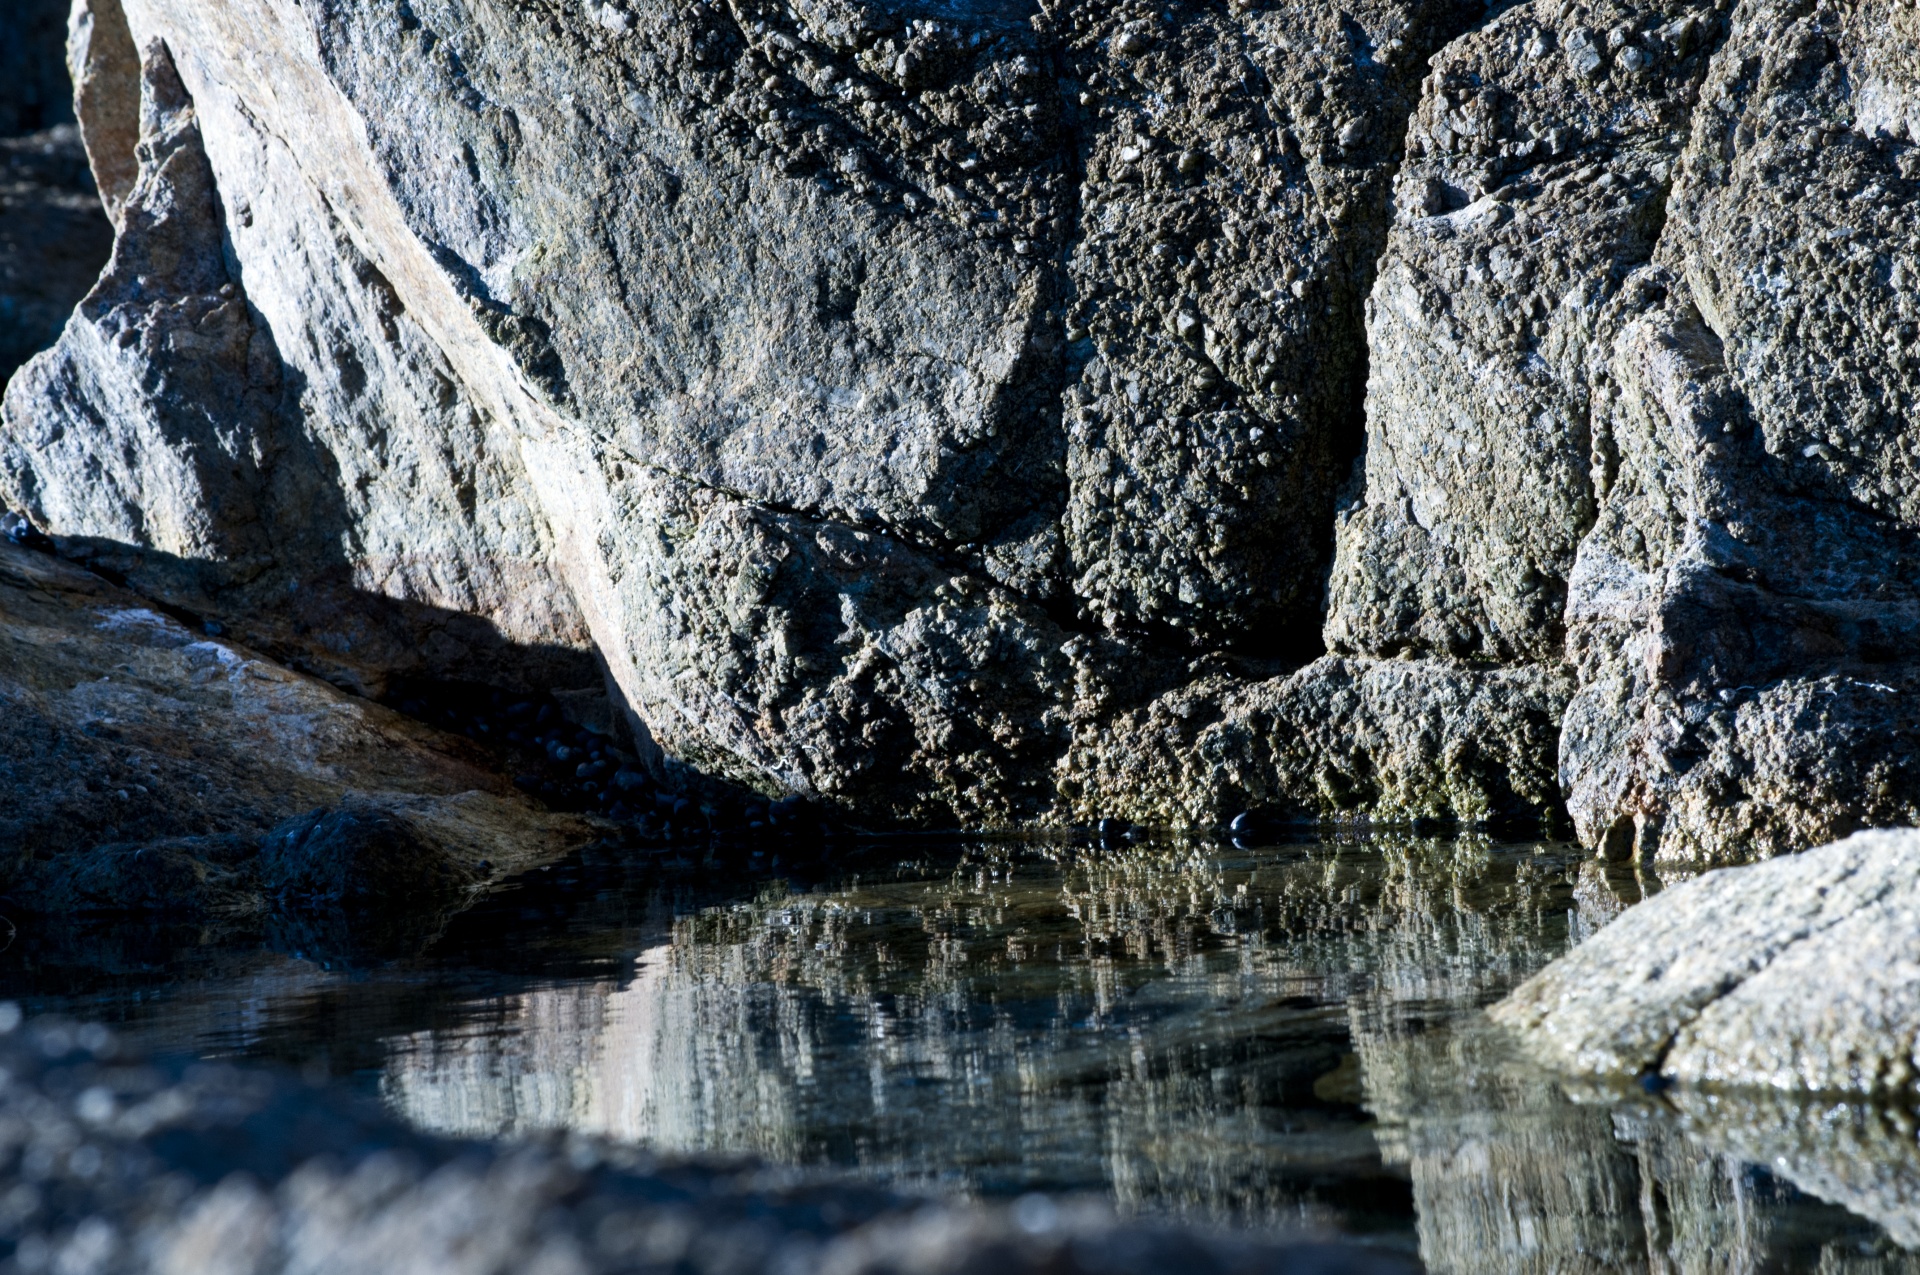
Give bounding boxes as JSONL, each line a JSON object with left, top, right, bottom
{"left": 13, "top": 834, "right": 1920, "bottom": 1265}
{"left": 1357, "top": 857, "right": 1920, "bottom": 1272}
{"left": 382, "top": 835, "right": 1579, "bottom": 1230}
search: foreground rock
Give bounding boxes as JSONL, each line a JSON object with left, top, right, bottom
{"left": 0, "top": 537, "right": 599, "bottom": 918}
{"left": 0, "top": 1014, "right": 1403, "bottom": 1275}
{"left": 2, "top": 0, "right": 1917, "bottom": 852}
{"left": 1492, "top": 828, "right": 1920, "bottom": 1094}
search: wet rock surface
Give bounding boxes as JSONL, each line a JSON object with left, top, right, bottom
{"left": 1492, "top": 828, "right": 1920, "bottom": 1095}
{"left": 0, "top": 1013, "right": 1407, "bottom": 1275}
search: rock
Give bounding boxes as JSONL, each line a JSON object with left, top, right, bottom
{"left": 0, "top": 1014, "right": 1408, "bottom": 1275}
{"left": 0, "top": 536, "right": 600, "bottom": 916}
{"left": 258, "top": 791, "right": 581, "bottom": 911}
{"left": 1557, "top": 0, "right": 1920, "bottom": 862}
{"left": 0, "top": 0, "right": 1501, "bottom": 833}
{"left": 1492, "top": 828, "right": 1920, "bottom": 1096}
{"left": 1060, "top": 655, "right": 1569, "bottom": 829}
{"left": 68, "top": 0, "right": 142, "bottom": 221}
{"left": 0, "top": 0, "right": 1915, "bottom": 851}
{"left": 1327, "top": 0, "right": 1920, "bottom": 861}
{"left": 1329, "top": 0, "right": 1723, "bottom": 670}
{"left": 2, "top": 31, "right": 598, "bottom": 702}
{"left": 1060, "top": 0, "right": 1480, "bottom": 652}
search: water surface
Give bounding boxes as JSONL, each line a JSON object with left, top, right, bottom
{"left": 5, "top": 833, "right": 1915, "bottom": 1270}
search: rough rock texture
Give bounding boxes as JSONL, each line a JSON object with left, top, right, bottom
{"left": 2, "top": 0, "right": 1917, "bottom": 849}
{"left": 0, "top": 1014, "right": 1405, "bottom": 1275}
{"left": 1492, "top": 828, "right": 1920, "bottom": 1094}
{"left": 1062, "top": 656, "right": 1567, "bottom": 828}
{"left": 1325, "top": 0, "right": 1920, "bottom": 861}
{"left": 0, "top": 537, "right": 599, "bottom": 916}
{"left": 4, "top": 29, "right": 599, "bottom": 702}
{"left": 1556, "top": 0, "right": 1920, "bottom": 862}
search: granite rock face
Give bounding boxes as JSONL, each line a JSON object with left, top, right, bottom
{"left": 1493, "top": 828, "right": 1920, "bottom": 1095}
{"left": 0, "top": 537, "right": 599, "bottom": 918}
{"left": 1329, "top": 0, "right": 1920, "bottom": 860}
{"left": 1, "top": 0, "right": 1916, "bottom": 850}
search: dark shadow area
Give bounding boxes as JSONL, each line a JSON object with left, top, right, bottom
{"left": 0, "top": 2, "right": 114, "bottom": 386}
{"left": 0, "top": 0, "right": 76, "bottom": 135}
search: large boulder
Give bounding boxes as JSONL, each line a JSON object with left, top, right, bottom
{"left": 0, "top": 0, "right": 1915, "bottom": 849}
{"left": 1, "top": 0, "right": 1515, "bottom": 829}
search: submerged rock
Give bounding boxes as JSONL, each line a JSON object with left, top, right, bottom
{"left": 0, "top": 537, "right": 600, "bottom": 917}
{"left": 1492, "top": 828, "right": 1920, "bottom": 1095}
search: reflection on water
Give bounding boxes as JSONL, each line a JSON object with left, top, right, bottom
{"left": 7, "top": 834, "right": 1920, "bottom": 1269}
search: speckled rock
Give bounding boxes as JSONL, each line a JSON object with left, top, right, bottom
{"left": 0, "top": 0, "right": 1512, "bottom": 831}
{"left": 1492, "top": 828, "right": 1920, "bottom": 1095}
{"left": 1060, "top": 655, "right": 1569, "bottom": 829}
{"left": 2, "top": 26, "right": 598, "bottom": 701}
{"left": 0, "top": 537, "right": 599, "bottom": 915}
{"left": 1330, "top": 0, "right": 1920, "bottom": 861}
{"left": 1557, "top": 0, "right": 1920, "bottom": 862}
{"left": 2, "top": 0, "right": 1917, "bottom": 847}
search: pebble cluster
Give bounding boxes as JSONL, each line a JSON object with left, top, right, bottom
{"left": 387, "top": 680, "right": 826, "bottom": 849}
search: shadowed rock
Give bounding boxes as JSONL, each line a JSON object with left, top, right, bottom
{"left": 0, "top": 537, "right": 601, "bottom": 917}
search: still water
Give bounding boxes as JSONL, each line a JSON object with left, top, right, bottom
{"left": 4, "top": 833, "right": 1917, "bottom": 1270}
